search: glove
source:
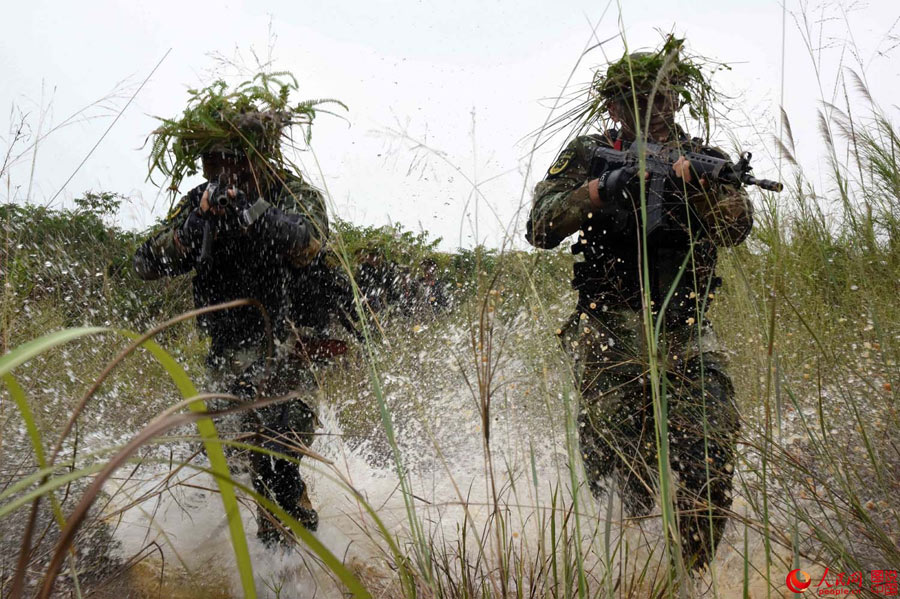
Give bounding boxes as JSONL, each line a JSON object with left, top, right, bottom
{"left": 252, "top": 202, "right": 312, "bottom": 251}
{"left": 179, "top": 208, "right": 208, "bottom": 254}
{"left": 598, "top": 166, "right": 639, "bottom": 204}
{"left": 668, "top": 156, "right": 707, "bottom": 195}
{"left": 588, "top": 166, "right": 642, "bottom": 235}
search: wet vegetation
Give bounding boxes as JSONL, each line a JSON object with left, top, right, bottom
{"left": 2, "top": 22, "right": 899, "bottom": 599}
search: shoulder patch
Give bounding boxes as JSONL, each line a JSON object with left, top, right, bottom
{"left": 165, "top": 190, "right": 199, "bottom": 223}
{"left": 166, "top": 201, "right": 185, "bottom": 222}
{"left": 548, "top": 149, "right": 576, "bottom": 176}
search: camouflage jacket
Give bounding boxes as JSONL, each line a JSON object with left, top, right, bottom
{"left": 134, "top": 171, "right": 331, "bottom": 358}
{"left": 526, "top": 130, "right": 753, "bottom": 317}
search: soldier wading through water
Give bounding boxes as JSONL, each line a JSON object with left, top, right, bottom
{"left": 134, "top": 74, "right": 353, "bottom": 547}
{"left": 527, "top": 36, "right": 760, "bottom": 570}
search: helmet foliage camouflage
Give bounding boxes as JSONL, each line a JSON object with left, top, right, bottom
{"left": 148, "top": 71, "right": 345, "bottom": 194}
{"left": 548, "top": 34, "right": 728, "bottom": 140}
{"left": 596, "top": 35, "right": 727, "bottom": 135}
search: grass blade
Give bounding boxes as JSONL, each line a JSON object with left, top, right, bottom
{"left": 0, "top": 327, "right": 108, "bottom": 378}
{"left": 117, "top": 331, "right": 257, "bottom": 599}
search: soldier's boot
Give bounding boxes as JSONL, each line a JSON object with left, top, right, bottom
{"left": 256, "top": 506, "right": 284, "bottom": 549}
{"left": 250, "top": 453, "right": 315, "bottom": 546}
{"left": 294, "top": 486, "right": 319, "bottom": 532}
{"left": 675, "top": 482, "right": 731, "bottom": 572}
{"left": 254, "top": 496, "right": 317, "bottom": 548}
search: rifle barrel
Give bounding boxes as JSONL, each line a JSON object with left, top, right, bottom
{"left": 745, "top": 176, "right": 784, "bottom": 192}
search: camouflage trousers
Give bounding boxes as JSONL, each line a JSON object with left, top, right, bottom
{"left": 207, "top": 342, "right": 320, "bottom": 536}
{"left": 559, "top": 306, "right": 740, "bottom": 569}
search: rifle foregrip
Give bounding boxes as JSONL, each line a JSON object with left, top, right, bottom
{"left": 199, "top": 220, "right": 212, "bottom": 263}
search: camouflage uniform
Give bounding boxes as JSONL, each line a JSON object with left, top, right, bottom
{"left": 354, "top": 250, "right": 415, "bottom": 315}
{"left": 134, "top": 169, "right": 331, "bottom": 539}
{"left": 527, "top": 129, "right": 752, "bottom": 569}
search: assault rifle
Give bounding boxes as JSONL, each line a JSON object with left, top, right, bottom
{"left": 590, "top": 141, "right": 783, "bottom": 234}
{"left": 198, "top": 176, "right": 249, "bottom": 263}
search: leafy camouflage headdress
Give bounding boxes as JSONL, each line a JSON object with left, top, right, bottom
{"left": 595, "top": 36, "right": 724, "bottom": 124}
{"left": 148, "top": 71, "right": 345, "bottom": 193}
{"left": 546, "top": 34, "right": 728, "bottom": 141}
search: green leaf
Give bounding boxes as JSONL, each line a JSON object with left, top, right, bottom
{"left": 118, "top": 331, "right": 257, "bottom": 599}
{"left": 0, "top": 327, "right": 109, "bottom": 379}
{"left": 3, "top": 374, "right": 48, "bottom": 467}
{"left": 0, "top": 374, "right": 71, "bottom": 542}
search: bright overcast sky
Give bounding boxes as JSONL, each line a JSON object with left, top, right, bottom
{"left": 2, "top": 0, "right": 898, "bottom": 250}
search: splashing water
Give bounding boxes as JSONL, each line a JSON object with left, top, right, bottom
{"left": 102, "top": 319, "right": 790, "bottom": 598}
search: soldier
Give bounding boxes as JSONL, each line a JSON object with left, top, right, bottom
{"left": 417, "top": 258, "right": 450, "bottom": 313}
{"left": 134, "top": 75, "right": 344, "bottom": 546}
{"left": 527, "top": 37, "right": 752, "bottom": 570}
{"left": 354, "top": 246, "right": 411, "bottom": 315}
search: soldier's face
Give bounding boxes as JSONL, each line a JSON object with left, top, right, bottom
{"left": 201, "top": 153, "right": 251, "bottom": 183}
{"left": 610, "top": 92, "right": 679, "bottom": 140}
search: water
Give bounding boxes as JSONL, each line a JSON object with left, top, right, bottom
{"left": 101, "top": 319, "right": 789, "bottom": 598}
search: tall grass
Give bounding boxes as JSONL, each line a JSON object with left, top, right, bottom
{"left": 2, "top": 17, "right": 899, "bottom": 599}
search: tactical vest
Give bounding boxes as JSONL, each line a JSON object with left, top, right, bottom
{"left": 571, "top": 134, "right": 722, "bottom": 321}
{"left": 186, "top": 179, "right": 348, "bottom": 359}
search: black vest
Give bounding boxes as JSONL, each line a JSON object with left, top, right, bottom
{"left": 571, "top": 133, "right": 722, "bottom": 322}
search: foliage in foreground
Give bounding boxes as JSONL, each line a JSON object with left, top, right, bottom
{"left": 2, "top": 30, "right": 900, "bottom": 599}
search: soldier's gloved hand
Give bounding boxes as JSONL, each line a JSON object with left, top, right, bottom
{"left": 670, "top": 155, "right": 708, "bottom": 194}
{"left": 584, "top": 167, "right": 643, "bottom": 235}
{"left": 178, "top": 208, "right": 208, "bottom": 255}
{"left": 255, "top": 205, "right": 312, "bottom": 247}
{"left": 596, "top": 166, "right": 640, "bottom": 205}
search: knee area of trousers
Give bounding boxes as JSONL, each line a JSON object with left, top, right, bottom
{"left": 685, "top": 358, "right": 733, "bottom": 398}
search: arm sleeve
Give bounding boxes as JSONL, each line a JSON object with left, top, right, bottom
{"left": 526, "top": 138, "right": 594, "bottom": 249}
{"left": 688, "top": 147, "right": 754, "bottom": 247}
{"left": 526, "top": 136, "right": 634, "bottom": 248}
{"left": 133, "top": 193, "right": 197, "bottom": 280}
{"left": 255, "top": 175, "right": 330, "bottom": 267}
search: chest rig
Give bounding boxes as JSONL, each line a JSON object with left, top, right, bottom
{"left": 571, "top": 134, "right": 721, "bottom": 318}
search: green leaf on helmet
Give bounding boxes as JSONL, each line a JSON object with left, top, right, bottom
{"left": 146, "top": 71, "right": 347, "bottom": 205}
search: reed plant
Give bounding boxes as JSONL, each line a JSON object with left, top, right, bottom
{"left": 1, "top": 13, "right": 898, "bottom": 599}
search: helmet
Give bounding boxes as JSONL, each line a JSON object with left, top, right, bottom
{"left": 148, "top": 72, "right": 345, "bottom": 193}
{"left": 591, "top": 35, "right": 725, "bottom": 127}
